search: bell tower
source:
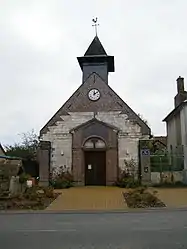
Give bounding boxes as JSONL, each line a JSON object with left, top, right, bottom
{"left": 77, "top": 36, "right": 114, "bottom": 84}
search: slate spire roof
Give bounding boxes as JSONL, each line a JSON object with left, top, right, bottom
{"left": 77, "top": 36, "right": 114, "bottom": 72}
{"left": 84, "top": 36, "right": 107, "bottom": 56}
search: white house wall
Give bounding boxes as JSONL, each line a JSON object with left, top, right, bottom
{"left": 180, "top": 106, "right": 187, "bottom": 146}
{"left": 180, "top": 105, "right": 187, "bottom": 170}
{"left": 167, "top": 118, "right": 177, "bottom": 151}
{"left": 41, "top": 111, "right": 147, "bottom": 173}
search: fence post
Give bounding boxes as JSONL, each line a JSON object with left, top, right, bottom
{"left": 159, "top": 156, "right": 163, "bottom": 184}
{"left": 38, "top": 141, "right": 51, "bottom": 187}
{"left": 139, "top": 140, "right": 151, "bottom": 185}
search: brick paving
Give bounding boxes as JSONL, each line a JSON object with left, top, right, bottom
{"left": 47, "top": 186, "right": 127, "bottom": 211}
{"left": 47, "top": 187, "right": 187, "bottom": 211}
{"left": 154, "top": 188, "right": 187, "bottom": 208}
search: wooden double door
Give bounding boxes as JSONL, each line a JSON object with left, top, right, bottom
{"left": 84, "top": 151, "right": 106, "bottom": 186}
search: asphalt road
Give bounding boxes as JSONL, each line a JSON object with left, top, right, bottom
{"left": 0, "top": 210, "right": 187, "bottom": 249}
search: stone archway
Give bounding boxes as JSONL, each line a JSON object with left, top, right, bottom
{"left": 71, "top": 118, "right": 119, "bottom": 186}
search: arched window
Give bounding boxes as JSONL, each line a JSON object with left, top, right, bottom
{"left": 83, "top": 137, "right": 106, "bottom": 149}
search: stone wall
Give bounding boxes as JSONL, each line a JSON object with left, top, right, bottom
{"left": 151, "top": 171, "right": 184, "bottom": 184}
{"left": 41, "top": 111, "right": 148, "bottom": 174}
{"left": 0, "top": 159, "right": 21, "bottom": 192}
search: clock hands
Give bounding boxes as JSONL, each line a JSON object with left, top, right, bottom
{"left": 93, "top": 90, "right": 98, "bottom": 95}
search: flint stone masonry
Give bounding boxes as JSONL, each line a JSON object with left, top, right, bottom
{"left": 40, "top": 111, "right": 149, "bottom": 173}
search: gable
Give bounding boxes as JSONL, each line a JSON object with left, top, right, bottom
{"left": 40, "top": 73, "right": 150, "bottom": 136}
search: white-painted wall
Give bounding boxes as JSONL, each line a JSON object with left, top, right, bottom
{"left": 41, "top": 111, "right": 148, "bottom": 173}
{"left": 180, "top": 105, "right": 187, "bottom": 170}
{"left": 166, "top": 103, "right": 187, "bottom": 179}
{"left": 151, "top": 171, "right": 184, "bottom": 184}
{"left": 167, "top": 118, "right": 177, "bottom": 152}
{"left": 180, "top": 105, "right": 187, "bottom": 146}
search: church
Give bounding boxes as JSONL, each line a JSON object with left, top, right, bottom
{"left": 38, "top": 35, "right": 151, "bottom": 186}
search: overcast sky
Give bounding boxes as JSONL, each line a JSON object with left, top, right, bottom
{"left": 1, "top": 0, "right": 187, "bottom": 145}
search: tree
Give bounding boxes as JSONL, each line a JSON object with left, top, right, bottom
{"left": 5, "top": 129, "right": 39, "bottom": 160}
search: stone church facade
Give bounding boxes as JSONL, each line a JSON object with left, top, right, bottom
{"left": 38, "top": 36, "right": 151, "bottom": 186}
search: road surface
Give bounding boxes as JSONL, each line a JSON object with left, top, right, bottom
{"left": 0, "top": 210, "right": 187, "bottom": 249}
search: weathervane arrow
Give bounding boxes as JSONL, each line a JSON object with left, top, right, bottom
{"left": 92, "top": 17, "right": 99, "bottom": 36}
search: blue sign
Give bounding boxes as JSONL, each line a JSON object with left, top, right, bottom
{"left": 141, "top": 149, "right": 150, "bottom": 156}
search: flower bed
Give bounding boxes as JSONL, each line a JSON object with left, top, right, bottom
{"left": 0, "top": 186, "right": 60, "bottom": 210}
{"left": 123, "top": 187, "right": 166, "bottom": 208}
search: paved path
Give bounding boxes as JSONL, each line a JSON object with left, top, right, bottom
{"left": 155, "top": 188, "right": 187, "bottom": 207}
{"left": 0, "top": 210, "right": 187, "bottom": 249}
{"left": 48, "top": 187, "right": 187, "bottom": 211}
{"left": 48, "top": 186, "right": 127, "bottom": 211}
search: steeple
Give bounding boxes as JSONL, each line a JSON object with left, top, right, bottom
{"left": 84, "top": 36, "right": 107, "bottom": 56}
{"left": 77, "top": 36, "right": 114, "bottom": 84}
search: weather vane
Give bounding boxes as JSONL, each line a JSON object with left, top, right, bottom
{"left": 92, "top": 17, "right": 99, "bottom": 36}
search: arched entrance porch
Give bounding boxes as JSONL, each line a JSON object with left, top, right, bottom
{"left": 71, "top": 118, "right": 119, "bottom": 186}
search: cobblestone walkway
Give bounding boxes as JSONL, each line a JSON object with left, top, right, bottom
{"left": 47, "top": 187, "right": 127, "bottom": 211}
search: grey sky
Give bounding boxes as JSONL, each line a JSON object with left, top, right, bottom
{"left": 1, "top": 0, "right": 187, "bottom": 145}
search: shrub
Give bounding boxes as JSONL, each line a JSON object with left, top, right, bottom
{"left": 23, "top": 186, "right": 55, "bottom": 201}
{"left": 116, "top": 159, "right": 141, "bottom": 188}
{"left": 116, "top": 170, "right": 140, "bottom": 188}
{"left": 42, "top": 186, "right": 55, "bottom": 198}
{"left": 19, "top": 173, "right": 31, "bottom": 184}
{"left": 50, "top": 166, "right": 74, "bottom": 189}
{"left": 123, "top": 187, "right": 166, "bottom": 208}
{"left": 23, "top": 186, "right": 41, "bottom": 201}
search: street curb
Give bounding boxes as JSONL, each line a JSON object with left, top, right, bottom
{"left": 1, "top": 207, "right": 187, "bottom": 215}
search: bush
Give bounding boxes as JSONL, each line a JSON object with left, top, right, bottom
{"left": 23, "top": 186, "right": 56, "bottom": 201}
{"left": 50, "top": 166, "right": 74, "bottom": 189}
{"left": 116, "top": 170, "right": 140, "bottom": 188}
{"left": 51, "top": 179, "right": 73, "bottom": 189}
{"left": 123, "top": 187, "right": 166, "bottom": 208}
{"left": 42, "top": 186, "right": 55, "bottom": 198}
{"left": 23, "top": 186, "right": 42, "bottom": 201}
{"left": 19, "top": 173, "right": 31, "bottom": 184}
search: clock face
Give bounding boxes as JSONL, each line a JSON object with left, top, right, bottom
{"left": 88, "top": 89, "right": 101, "bottom": 101}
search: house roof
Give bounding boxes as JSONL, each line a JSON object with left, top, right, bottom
{"left": 153, "top": 136, "right": 167, "bottom": 146}
{"left": 163, "top": 100, "right": 187, "bottom": 122}
{"left": 0, "top": 143, "right": 6, "bottom": 155}
{"left": 84, "top": 36, "right": 107, "bottom": 56}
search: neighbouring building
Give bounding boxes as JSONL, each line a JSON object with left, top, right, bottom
{"left": 163, "top": 76, "right": 187, "bottom": 181}
{"left": 0, "top": 144, "right": 6, "bottom": 156}
{"left": 38, "top": 35, "right": 151, "bottom": 186}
